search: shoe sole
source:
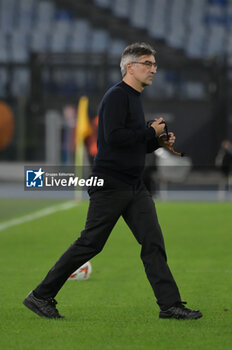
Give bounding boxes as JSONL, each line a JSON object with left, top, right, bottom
{"left": 159, "top": 313, "right": 203, "bottom": 320}
{"left": 23, "top": 297, "right": 48, "bottom": 318}
{"left": 23, "top": 294, "right": 64, "bottom": 319}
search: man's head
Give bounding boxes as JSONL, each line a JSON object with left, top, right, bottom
{"left": 120, "top": 42, "right": 157, "bottom": 91}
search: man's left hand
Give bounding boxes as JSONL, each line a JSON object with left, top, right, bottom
{"left": 158, "top": 132, "right": 176, "bottom": 148}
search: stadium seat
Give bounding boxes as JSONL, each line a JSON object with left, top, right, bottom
{"left": 0, "top": 0, "right": 17, "bottom": 33}
{"left": 183, "top": 81, "right": 206, "bottom": 99}
{"left": 17, "top": 0, "right": 36, "bottom": 32}
{"left": 0, "top": 33, "right": 9, "bottom": 62}
{"left": 185, "top": 25, "right": 206, "bottom": 58}
{"left": 54, "top": 10, "right": 73, "bottom": 35}
{"left": 208, "top": 0, "right": 227, "bottom": 6}
{"left": 108, "top": 39, "right": 127, "bottom": 57}
{"left": 145, "top": 68, "right": 180, "bottom": 99}
{"left": 225, "top": 2, "right": 232, "bottom": 26}
{"left": 205, "top": 2, "right": 227, "bottom": 25}
{"left": 68, "top": 19, "right": 92, "bottom": 52}
{"left": 164, "top": 71, "right": 178, "bottom": 98}
{"left": 49, "top": 10, "right": 73, "bottom": 52}
{"left": 188, "top": 0, "right": 207, "bottom": 28}
{"left": 129, "top": 0, "right": 149, "bottom": 29}
{"left": 169, "top": 0, "right": 186, "bottom": 27}
{"left": 111, "top": 0, "right": 130, "bottom": 19}
{"left": 93, "top": 0, "right": 111, "bottom": 9}
{"left": 32, "top": 1, "right": 55, "bottom": 37}
{"left": 107, "top": 39, "right": 127, "bottom": 86}
{"left": 167, "top": 28, "right": 186, "bottom": 49}
{"left": 73, "top": 70, "right": 87, "bottom": 90}
{"left": 108, "top": 69, "right": 121, "bottom": 86}
{"left": 12, "top": 68, "right": 30, "bottom": 96}
{"left": 9, "top": 31, "right": 30, "bottom": 63}
{"left": 167, "top": 0, "right": 188, "bottom": 49}
{"left": 205, "top": 24, "right": 226, "bottom": 57}
{"left": 36, "top": 0, "right": 55, "bottom": 21}
{"left": 184, "top": 0, "right": 208, "bottom": 58}
{"left": 204, "top": 0, "right": 227, "bottom": 57}
{"left": 49, "top": 32, "right": 69, "bottom": 52}
{"left": 148, "top": 0, "right": 169, "bottom": 40}
{"left": 30, "top": 30, "right": 50, "bottom": 52}
{"left": 89, "top": 29, "right": 110, "bottom": 52}
{"left": 1, "top": 0, "right": 231, "bottom": 98}
{"left": 144, "top": 69, "right": 167, "bottom": 99}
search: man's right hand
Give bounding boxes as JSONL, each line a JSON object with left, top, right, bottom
{"left": 150, "top": 118, "right": 165, "bottom": 136}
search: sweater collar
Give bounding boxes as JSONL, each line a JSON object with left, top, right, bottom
{"left": 120, "top": 81, "right": 141, "bottom": 96}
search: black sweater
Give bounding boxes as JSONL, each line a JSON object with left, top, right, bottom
{"left": 93, "top": 81, "right": 160, "bottom": 184}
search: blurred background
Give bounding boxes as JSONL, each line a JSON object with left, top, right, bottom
{"left": 0, "top": 0, "right": 232, "bottom": 201}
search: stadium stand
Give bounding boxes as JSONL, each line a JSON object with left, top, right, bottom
{"left": 93, "top": 0, "right": 110, "bottom": 9}
{"left": 0, "top": 0, "right": 231, "bottom": 98}
{"left": 68, "top": 19, "right": 92, "bottom": 52}
{"left": 111, "top": 0, "right": 130, "bottom": 20}
{"left": 0, "top": 0, "right": 230, "bottom": 180}
{"left": 89, "top": 29, "right": 110, "bottom": 53}
{"left": 166, "top": 0, "right": 188, "bottom": 49}
{"left": 0, "top": 33, "right": 8, "bottom": 62}
{"left": 129, "top": 0, "right": 149, "bottom": 29}
{"left": 148, "top": 0, "right": 169, "bottom": 40}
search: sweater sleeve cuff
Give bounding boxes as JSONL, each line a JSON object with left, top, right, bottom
{"left": 145, "top": 126, "right": 157, "bottom": 140}
{"left": 133, "top": 126, "right": 156, "bottom": 142}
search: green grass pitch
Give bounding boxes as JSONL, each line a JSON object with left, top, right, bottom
{"left": 0, "top": 199, "right": 231, "bottom": 350}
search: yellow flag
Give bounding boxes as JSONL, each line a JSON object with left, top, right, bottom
{"left": 75, "top": 96, "right": 92, "bottom": 166}
{"left": 75, "top": 96, "right": 92, "bottom": 148}
{"left": 74, "top": 96, "right": 92, "bottom": 200}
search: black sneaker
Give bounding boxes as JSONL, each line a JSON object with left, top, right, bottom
{"left": 159, "top": 302, "right": 202, "bottom": 320}
{"left": 23, "top": 291, "right": 64, "bottom": 319}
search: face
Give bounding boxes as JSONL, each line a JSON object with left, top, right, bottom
{"left": 127, "top": 55, "right": 157, "bottom": 90}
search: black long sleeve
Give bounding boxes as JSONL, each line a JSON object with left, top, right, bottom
{"left": 146, "top": 133, "right": 160, "bottom": 153}
{"left": 93, "top": 81, "right": 159, "bottom": 184}
{"left": 103, "top": 88, "right": 157, "bottom": 148}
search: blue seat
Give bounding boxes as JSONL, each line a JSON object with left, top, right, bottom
{"left": 55, "top": 9, "right": 73, "bottom": 21}
{"left": 208, "top": 0, "right": 227, "bottom": 6}
{"left": 129, "top": 0, "right": 149, "bottom": 29}
{"left": 185, "top": 25, "right": 206, "bottom": 58}
{"left": 30, "top": 30, "right": 50, "bottom": 52}
{"left": 167, "top": 0, "right": 188, "bottom": 49}
{"left": 12, "top": 68, "right": 30, "bottom": 96}
{"left": 204, "top": 24, "right": 226, "bottom": 57}
{"left": 0, "top": 33, "right": 9, "bottom": 62}
{"left": 68, "top": 19, "right": 92, "bottom": 52}
{"left": 108, "top": 39, "right": 127, "bottom": 56}
{"left": 49, "top": 32, "right": 70, "bottom": 52}
{"left": 89, "top": 29, "right": 110, "bottom": 52}
{"left": 111, "top": 0, "right": 130, "bottom": 19}
{"left": 93, "top": 0, "right": 111, "bottom": 8}
{"left": 148, "top": 0, "right": 169, "bottom": 40}
{"left": 35, "top": 0, "right": 55, "bottom": 22}
{"left": 49, "top": 10, "right": 73, "bottom": 52}
{"left": 0, "top": 0, "right": 17, "bottom": 33}
{"left": 9, "top": 31, "right": 30, "bottom": 63}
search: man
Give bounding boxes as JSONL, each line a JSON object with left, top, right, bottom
{"left": 23, "top": 42, "right": 202, "bottom": 320}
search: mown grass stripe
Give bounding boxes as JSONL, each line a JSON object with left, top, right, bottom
{"left": 0, "top": 201, "right": 79, "bottom": 232}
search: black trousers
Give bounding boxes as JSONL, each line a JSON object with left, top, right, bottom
{"left": 34, "top": 174, "right": 181, "bottom": 309}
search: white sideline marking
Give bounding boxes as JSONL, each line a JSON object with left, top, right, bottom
{"left": 0, "top": 201, "right": 79, "bottom": 232}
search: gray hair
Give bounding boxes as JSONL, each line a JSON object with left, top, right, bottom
{"left": 120, "top": 42, "right": 156, "bottom": 78}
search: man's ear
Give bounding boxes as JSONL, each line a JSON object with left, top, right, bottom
{"left": 126, "top": 62, "right": 133, "bottom": 75}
